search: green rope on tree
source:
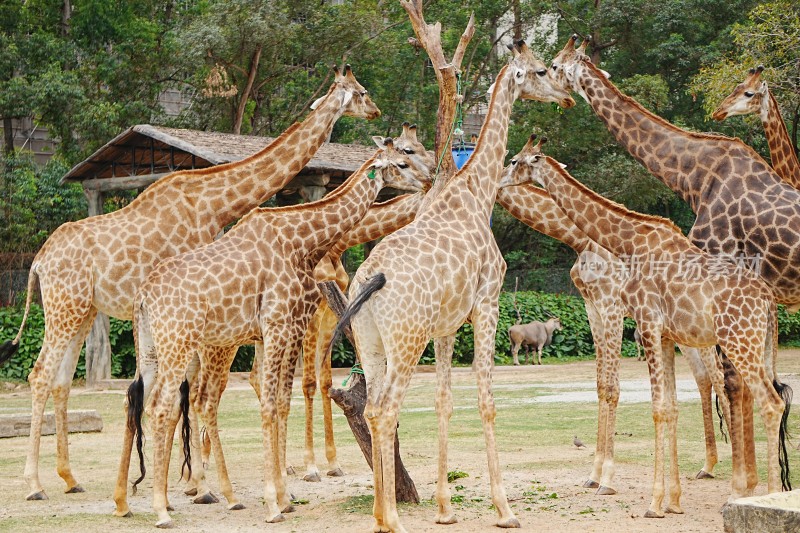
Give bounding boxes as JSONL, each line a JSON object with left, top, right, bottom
{"left": 341, "top": 362, "right": 365, "bottom": 387}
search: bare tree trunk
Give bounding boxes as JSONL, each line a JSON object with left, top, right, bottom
{"left": 319, "top": 280, "right": 419, "bottom": 503}
{"left": 512, "top": 0, "right": 522, "bottom": 41}
{"left": 233, "top": 45, "right": 263, "bottom": 135}
{"left": 400, "top": 0, "right": 475, "bottom": 207}
{"left": 83, "top": 188, "right": 111, "bottom": 388}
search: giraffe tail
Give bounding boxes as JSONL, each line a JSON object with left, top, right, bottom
{"left": 127, "top": 375, "right": 147, "bottom": 495}
{"left": 775, "top": 378, "right": 793, "bottom": 492}
{"left": 179, "top": 379, "right": 192, "bottom": 482}
{"left": 0, "top": 267, "right": 38, "bottom": 366}
{"left": 330, "top": 273, "right": 386, "bottom": 347}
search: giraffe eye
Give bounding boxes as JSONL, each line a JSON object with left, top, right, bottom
{"left": 536, "top": 69, "right": 547, "bottom": 77}
{"left": 397, "top": 162, "right": 409, "bottom": 169}
{"left": 403, "top": 148, "right": 414, "bottom": 155}
{"left": 360, "top": 90, "right": 367, "bottom": 96}
{"left": 511, "top": 159, "right": 518, "bottom": 165}
{"left": 744, "top": 91, "right": 755, "bottom": 98}
{"left": 551, "top": 64, "right": 558, "bottom": 71}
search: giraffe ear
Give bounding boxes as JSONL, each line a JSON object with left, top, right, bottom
{"left": 599, "top": 69, "right": 611, "bottom": 79}
{"left": 559, "top": 162, "right": 568, "bottom": 169}
{"left": 487, "top": 82, "right": 496, "bottom": 95}
{"left": 310, "top": 96, "right": 326, "bottom": 110}
{"left": 371, "top": 136, "right": 386, "bottom": 149}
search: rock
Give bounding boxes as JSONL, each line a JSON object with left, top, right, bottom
{"left": 0, "top": 410, "right": 103, "bottom": 438}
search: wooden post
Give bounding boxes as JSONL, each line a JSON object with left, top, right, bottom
{"left": 319, "top": 281, "right": 420, "bottom": 504}
{"left": 83, "top": 188, "right": 111, "bottom": 388}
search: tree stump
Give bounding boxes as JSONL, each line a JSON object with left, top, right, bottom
{"left": 319, "top": 281, "right": 419, "bottom": 504}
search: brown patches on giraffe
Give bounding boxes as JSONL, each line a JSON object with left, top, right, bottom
{"left": 496, "top": 138, "right": 729, "bottom": 495}
{"left": 0, "top": 65, "right": 381, "bottom": 503}
{"left": 113, "top": 140, "right": 430, "bottom": 527}
{"left": 712, "top": 65, "right": 800, "bottom": 190}
{"left": 531, "top": 151, "right": 790, "bottom": 517}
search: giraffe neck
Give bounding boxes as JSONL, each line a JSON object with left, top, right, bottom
{"left": 496, "top": 184, "right": 594, "bottom": 252}
{"left": 328, "top": 192, "right": 424, "bottom": 260}
{"left": 446, "top": 65, "right": 517, "bottom": 218}
{"left": 174, "top": 87, "right": 346, "bottom": 233}
{"left": 761, "top": 91, "right": 800, "bottom": 189}
{"left": 239, "top": 155, "right": 387, "bottom": 264}
{"left": 573, "top": 60, "right": 727, "bottom": 210}
{"left": 539, "top": 157, "right": 690, "bottom": 259}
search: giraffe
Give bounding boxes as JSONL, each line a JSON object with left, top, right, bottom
{"left": 333, "top": 41, "right": 575, "bottom": 532}
{"left": 495, "top": 136, "right": 729, "bottom": 495}
{"left": 548, "top": 35, "right": 800, "bottom": 489}
{"left": 294, "top": 122, "right": 434, "bottom": 483}
{"left": 187, "top": 124, "right": 433, "bottom": 492}
{"left": 712, "top": 65, "right": 800, "bottom": 189}
{"left": 114, "top": 138, "right": 431, "bottom": 527}
{"left": 0, "top": 65, "right": 380, "bottom": 502}
{"left": 529, "top": 150, "right": 791, "bottom": 516}
{"left": 548, "top": 35, "right": 800, "bottom": 307}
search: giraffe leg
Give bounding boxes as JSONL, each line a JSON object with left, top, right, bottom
{"left": 113, "top": 316, "right": 159, "bottom": 518}
{"left": 662, "top": 342, "right": 683, "bottom": 515}
{"left": 257, "top": 330, "right": 288, "bottom": 523}
{"left": 433, "top": 336, "right": 457, "bottom": 524}
{"left": 742, "top": 381, "right": 759, "bottom": 492}
{"left": 150, "top": 373, "right": 187, "bottom": 528}
{"left": 720, "top": 352, "right": 749, "bottom": 499}
{"left": 24, "top": 319, "right": 86, "bottom": 500}
{"left": 276, "top": 325, "right": 305, "bottom": 513}
{"left": 681, "top": 346, "right": 719, "bottom": 479}
{"left": 301, "top": 311, "right": 322, "bottom": 482}
{"left": 317, "top": 305, "right": 343, "bottom": 476}
{"left": 639, "top": 328, "right": 666, "bottom": 518}
{"left": 584, "top": 302, "right": 606, "bottom": 489}
{"left": 597, "top": 350, "right": 621, "bottom": 495}
{"left": 196, "top": 346, "right": 243, "bottom": 510}
{"left": 53, "top": 311, "right": 95, "bottom": 494}
{"left": 722, "top": 340, "right": 785, "bottom": 494}
{"left": 473, "top": 309, "right": 519, "bottom": 528}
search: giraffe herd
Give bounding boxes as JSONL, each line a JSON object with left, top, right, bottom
{"left": 1, "top": 33, "right": 798, "bottom": 532}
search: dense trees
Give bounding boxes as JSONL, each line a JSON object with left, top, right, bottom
{"left": 1, "top": 0, "right": 798, "bottom": 274}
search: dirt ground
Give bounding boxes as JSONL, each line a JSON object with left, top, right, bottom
{"left": 3, "top": 350, "right": 800, "bottom": 533}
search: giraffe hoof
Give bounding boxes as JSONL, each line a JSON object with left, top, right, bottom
{"left": 582, "top": 480, "right": 600, "bottom": 489}
{"left": 327, "top": 468, "right": 344, "bottom": 477}
{"left": 113, "top": 509, "right": 133, "bottom": 518}
{"left": 155, "top": 519, "right": 175, "bottom": 529}
{"left": 644, "top": 510, "right": 664, "bottom": 518}
{"left": 696, "top": 470, "right": 714, "bottom": 479}
{"left": 286, "top": 465, "right": 296, "bottom": 476}
{"left": 303, "top": 472, "right": 321, "bottom": 482}
{"left": 166, "top": 504, "right": 175, "bottom": 512}
{"left": 596, "top": 486, "right": 617, "bottom": 496}
{"left": 229, "top": 503, "right": 246, "bottom": 511}
{"left": 666, "top": 505, "right": 684, "bottom": 515}
{"left": 267, "top": 513, "right": 286, "bottom": 523}
{"left": 193, "top": 492, "right": 220, "bottom": 504}
{"left": 184, "top": 487, "right": 198, "bottom": 496}
{"left": 435, "top": 514, "right": 458, "bottom": 524}
{"left": 65, "top": 485, "right": 85, "bottom": 494}
{"left": 282, "top": 504, "right": 296, "bottom": 514}
{"left": 26, "top": 491, "right": 48, "bottom": 501}
{"left": 497, "top": 517, "right": 521, "bottom": 528}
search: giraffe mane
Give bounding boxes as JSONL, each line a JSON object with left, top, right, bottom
{"left": 546, "top": 155, "right": 684, "bottom": 236}
{"left": 129, "top": 121, "right": 305, "bottom": 202}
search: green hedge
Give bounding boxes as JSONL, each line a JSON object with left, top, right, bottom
{"left": 3, "top": 296, "right": 800, "bottom": 381}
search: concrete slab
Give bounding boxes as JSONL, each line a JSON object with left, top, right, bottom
{"left": 0, "top": 410, "right": 103, "bottom": 438}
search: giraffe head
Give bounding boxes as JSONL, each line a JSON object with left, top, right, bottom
{"left": 311, "top": 64, "right": 381, "bottom": 119}
{"left": 368, "top": 136, "right": 432, "bottom": 192}
{"left": 498, "top": 134, "right": 548, "bottom": 188}
{"left": 549, "top": 35, "right": 609, "bottom": 97}
{"left": 393, "top": 122, "right": 435, "bottom": 175}
{"left": 524, "top": 147, "right": 568, "bottom": 190}
{"left": 507, "top": 40, "right": 575, "bottom": 108}
{"left": 711, "top": 66, "right": 768, "bottom": 121}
